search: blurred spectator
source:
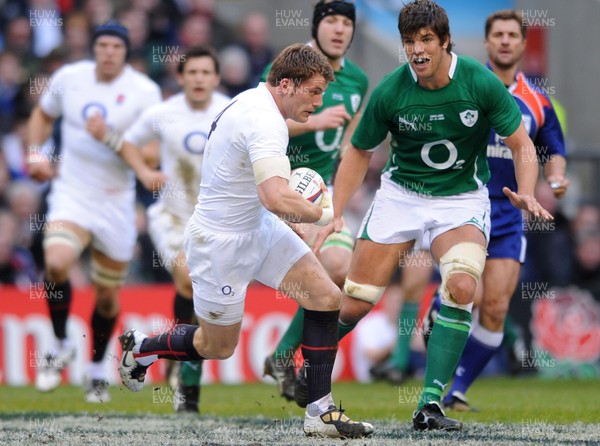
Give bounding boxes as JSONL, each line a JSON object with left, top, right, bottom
{"left": 3, "top": 16, "right": 39, "bottom": 75}
{"left": 571, "top": 232, "right": 600, "bottom": 300}
{"left": 183, "top": 0, "right": 234, "bottom": 49}
{"left": 569, "top": 203, "right": 600, "bottom": 300}
{"left": 178, "top": 13, "right": 212, "bottom": 49}
{"left": 29, "top": 0, "right": 64, "bottom": 57}
{"left": 521, "top": 179, "right": 573, "bottom": 287}
{"left": 238, "top": 13, "right": 274, "bottom": 87}
{"left": 0, "top": 152, "right": 10, "bottom": 205}
{"left": 2, "top": 114, "right": 30, "bottom": 180}
{"left": 119, "top": 8, "right": 150, "bottom": 59}
{"left": 131, "top": 0, "right": 181, "bottom": 45}
{"left": 571, "top": 202, "right": 600, "bottom": 240}
{"left": 0, "top": 208, "right": 38, "bottom": 287}
{"left": 6, "top": 179, "right": 41, "bottom": 249}
{"left": 218, "top": 45, "right": 251, "bottom": 97}
{"left": 0, "top": 50, "right": 25, "bottom": 133}
{"left": 83, "top": 0, "right": 114, "bottom": 27}
{"left": 60, "top": 11, "right": 92, "bottom": 62}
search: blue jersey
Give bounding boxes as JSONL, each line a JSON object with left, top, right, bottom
{"left": 486, "top": 67, "right": 566, "bottom": 258}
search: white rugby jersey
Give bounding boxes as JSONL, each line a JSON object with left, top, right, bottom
{"left": 40, "top": 60, "right": 161, "bottom": 195}
{"left": 123, "top": 91, "right": 230, "bottom": 221}
{"left": 193, "top": 83, "right": 289, "bottom": 231}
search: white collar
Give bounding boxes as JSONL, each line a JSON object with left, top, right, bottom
{"left": 408, "top": 51, "right": 457, "bottom": 83}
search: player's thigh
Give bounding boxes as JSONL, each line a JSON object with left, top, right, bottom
{"left": 430, "top": 225, "right": 487, "bottom": 263}
{"left": 171, "top": 251, "right": 192, "bottom": 297}
{"left": 43, "top": 220, "right": 91, "bottom": 273}
{"left": 279, "top": 251, "right": 341, "bottom": 311}
{"left": 348, "top": 239, "right": 411, "bottom": 286}
{"left": 400, "top": 249, "right": 434, "bottom": 303}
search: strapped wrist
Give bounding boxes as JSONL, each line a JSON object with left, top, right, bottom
{"left": 103, "top": 129, "right": 123, "bottom": 152}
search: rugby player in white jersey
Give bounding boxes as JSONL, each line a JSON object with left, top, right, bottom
{"left": 118, "top": 45, "right": 230, "bottom": 413}
{"left": 27, "top": 21, "right": 162, "bottom": 403}
{"left": 118, "top": 44, "right": 374, "bottom": 439}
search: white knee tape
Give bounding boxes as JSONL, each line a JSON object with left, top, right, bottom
{"left": 91, "top": 259, "right": 128, "bottom": 288}
{"left": 439, "top": 242, "right": 486, "bottom": 305}
{"left": 43, "top": 229, "right": 83, "bottom": 256}
{"left": 343, "top": 279, "right": 385, "bottom": 304}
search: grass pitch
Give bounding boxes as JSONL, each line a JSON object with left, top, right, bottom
{"left": 1, "top": 377, "right": 599, "bottom": 445}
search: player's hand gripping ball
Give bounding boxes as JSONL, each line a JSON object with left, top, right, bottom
{"left": 288, "top": 167, "right": 325, "bottom": 205}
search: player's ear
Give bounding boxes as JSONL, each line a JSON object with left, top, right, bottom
{"left": 442, "top": 36, "right": 449, "bottom": 50}
{"left": 277, "top": 78, "right": 292, "bottom": 94}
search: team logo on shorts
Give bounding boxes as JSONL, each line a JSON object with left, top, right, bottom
{"left": 459, "top": 110, "right": 478, "bottom": 127}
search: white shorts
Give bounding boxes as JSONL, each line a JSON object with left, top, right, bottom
{"left": 147, "top": 201, "right": 188, "bottom": 272}
{"left": 358, "top": 174, "right": 491, "bottom": 248}
{"left": 46, "top": 181, "right": 136, "bottom": 262}
{"left": 184, "top": 212, "right": 310, "bottom": 326}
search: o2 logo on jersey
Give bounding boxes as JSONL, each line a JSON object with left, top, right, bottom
{"left": 81, "top": 102, "right": 107, "bottom": 120}
{"left": 183, "top": 131, "right": 209, "bottom": 155}
{"left": 421, "top": 139, "right": 465, "bottom": 170}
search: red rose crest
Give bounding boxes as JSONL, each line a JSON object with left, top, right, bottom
{"left": 530, "top": 287, "right": 600, "bottom": 362}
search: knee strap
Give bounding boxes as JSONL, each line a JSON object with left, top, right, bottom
{"left": 91, "top": 258, "right": 128, "bottom": 288}
{"left": 343, "top": 278, "right": 385, "bottom": 304}
{"left": 439, "top": 242, "right": 486, "bottom": 305}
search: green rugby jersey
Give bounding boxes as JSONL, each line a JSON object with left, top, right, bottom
{"left": 352, "top": 54, "right": 522, "bottom": 196}
{"left": 261, "top": 58, "right": 368, "bottom": 184}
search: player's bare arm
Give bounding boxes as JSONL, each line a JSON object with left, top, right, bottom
{"left": 332, "top": 144, "right": 373, "bottom": 229}
{"left": 543, "top": 154, "right": 569, "bottom": 199}
{"left": 27, "top": 105, "right": 57, "bottom": 182}
{"left": 339, "top": 109, "right": 362, "bottom": 158}
{"left": 309, "top": 144, "right": 372, "bottom": 254}
{"left": 118, "top": 140, "right": 166, "bottom": 192}
{"left": 287, "top": 104, "right": 351, "bottom": 137}
{"left": 502, "top": 122, "right": 553, "bottom": 220}
{"left": 257, "top": 174, "right": 325, "bottom": 224}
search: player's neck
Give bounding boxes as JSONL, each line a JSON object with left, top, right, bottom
{"left": 311, "top": 39, "right": 342, "bottom": 71}
{"left": 489, "top": 61, "right": 519, "bottom": 87}
{"left": 265, "top": 83, "right": 288, "bottom": 119}
{"left": 418, "top": 52, "right": 452, "bottom": 90}
{"left": 95, "top": 66, "right": 125, "bottom": 83}
{"left": 185, "top": 95, "right": 211, "bottom": 111}
{"left": 328, "top": 56, "right": 342, "bottom": 71}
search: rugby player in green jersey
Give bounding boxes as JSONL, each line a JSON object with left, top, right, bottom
{"left": 262, "top": 0, "right": 369, "bottom": 404}
{"left": 317, "top": 0, "right": 553, "bottom": 431}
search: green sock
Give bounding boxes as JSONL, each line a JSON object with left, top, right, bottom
{"left": 273, "top": 307, "right": 304, "bottom": 360}
{"left": 180, "top": 359, "right": 203, "bottom": 387}
{"left": 338, "top": 320, "right": 358, "bottom": 340}
{"left": 390, "top": 302, "right": 419, "bottom": 372}
{"left": 418, "top": 304, "right": 472, "bottom": 409}
{"left": 502, "top": 314, "right": 518, "bottom": 348}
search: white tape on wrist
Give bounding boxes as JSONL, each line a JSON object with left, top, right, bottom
{"left": 315, "top": 208, "right": 333, "bottom": 226}
{"left": 103, "top": 129, "right": 123, "bottom": 152}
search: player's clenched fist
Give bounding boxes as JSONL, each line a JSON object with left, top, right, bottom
{"left": 86, "top": 114, "right": 109, "bottom": 141}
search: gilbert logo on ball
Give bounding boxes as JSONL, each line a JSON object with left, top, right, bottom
{"left": 289, "top": 167, "right": 324, "bottom": 205}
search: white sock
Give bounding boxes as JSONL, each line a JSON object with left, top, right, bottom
{"left": 88, "top": 361, "right": 106, "bottom": 381}
{"left": 307, "top": 392, "right": 335, "bottom": 416}
{"left": 135, "top": 354, "right": 158, "bottom": 366}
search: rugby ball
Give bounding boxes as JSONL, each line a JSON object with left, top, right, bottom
{"left": 289, "top": 167, "right": 324, "bottom": 205}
